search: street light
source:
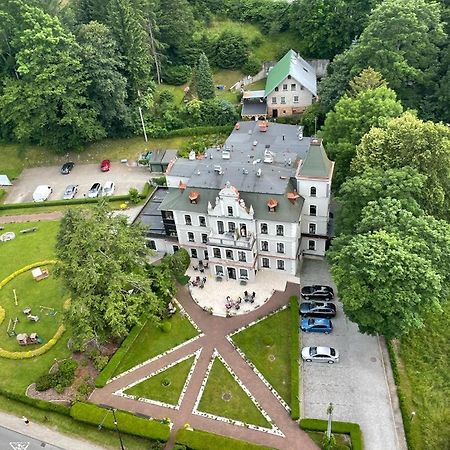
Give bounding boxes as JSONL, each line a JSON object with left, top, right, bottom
{"left": 111, "top": 408, "right": 125, "bottom": 450}
{"left": 326, "top": 402, "right": 334, "bottom": 440}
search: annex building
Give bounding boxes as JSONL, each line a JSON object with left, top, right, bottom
{"left": 136, "top": 121, "right": 334, "bottom": 282}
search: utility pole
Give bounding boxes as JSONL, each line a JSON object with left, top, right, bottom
{"left": 111, "top": 408, "right": 125, "bottom": 450}
{"left": 326, "top": 402, "right": 334, "bottom": 440}
{"left": 314, "top": 116, "right": 318, "bottom": 136}
{"left": 148, "top": 19, "right": 161, "bottom": 84}
{"left": 137, "top": 90, "right": 148, "bottom": 143}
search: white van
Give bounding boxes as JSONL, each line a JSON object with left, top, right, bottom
{"left": 32, "top": 185, "right": 52, "bottom": 202}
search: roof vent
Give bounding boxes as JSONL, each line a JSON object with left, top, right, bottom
{"left": 256, "top": 168, "right": 262, "bottom": 177}
{"left": 267, "top": 198, "right": 278, "bottom": 212}
{"left": 189, "top": 191, "right": 199, "bottom": 204}
{"left": 188, "top": 150, "right": 196, "bottom": 160}
{"left": 298, "top": 126, "right": 304, "bottom": 140}
{"left": 214, "top": 165, "right": 223, "bottom": 175}
{"left": 178, "top": 180, "right": 186, "bottom": 192}
{"left": 243, "top": 168, "right": 249, "bottom": 175}
{"left": 264, "top": 149, "right": 274, "bottom": 163}
{"left": 222, "top": 150, "right": 231, "bottom": 159}
{"left": 253, "top": 140, "right": 258, "bottom": 146}
{"left": 287, "top": 192, "right": 300, "bottom": 204}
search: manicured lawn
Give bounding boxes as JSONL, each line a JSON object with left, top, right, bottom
{"left": 307, "top": 431, "right": 351, "bottom": 449}
{"left": 232, "top": 308, "right": 291, "bottom": 404}
{"left": 246, "top": 78, "right": 267, "bottom": 90}
{"left": 112, "top": 312, "right": 199, "bottom": 377}
{"left": 394, "top": 300, "right": 450, "bottom": 450}
{"left": 198, "top": 357, "right": 271, "bottom": 428}
{"left": 125, "top": 355, "right": 195, "bottom": 405}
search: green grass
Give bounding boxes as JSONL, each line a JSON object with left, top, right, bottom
{"left": 198, "top": 358, "right": 271, "bottom": 428}
{"left": 0, "top": 395, "right": 158, "bottom": 450}
{"left": 157, "top": 83, "right": 188, "bottom": 105}
{"left": 112, "top": 312, "right": 199, "bottom": 377}
{"left": 206, "top": 19, "right": 262, "bottom": 41}
{"left": 395, "top": 300, "right": 450, "bottom": 450}
{"left": 125, "top": 355, "right": 195, "bottom": 405}
{"left": 306, "top": 431, "right": 351, "bottom": 449}
{"left": 246, "top": 78, "right": 266, "bottom": 90}
{"left": 232, "top": 308, "right": 291, "bottom": 404}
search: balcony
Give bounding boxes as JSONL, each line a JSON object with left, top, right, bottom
{"left": 207, "top": 232, "right": 255, "bottom": 250}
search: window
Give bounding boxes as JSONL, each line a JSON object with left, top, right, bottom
{"left": 291, "top": 83, "right": 296, "bottom": 91}
{"left": 271, "top": 97, "right": 277, "bottom": 104}
{"left": 276, "top": 225, "right": 284, "bottom": 236}
{"left": 277, "top": 242, "right": 285, "bottom": 254}
{"left": 293, "top": 95, "right": 299, "bottom": 103}
{"left": 261, "top": 241, "right": 269, "bottom": 251}
{"left": 300, "top": 85, "right": 304, "bottom": 90}
{"left": 239, "top": 224, "right": 247, "bottom": 237}
{"left": 262, "top": 257, "right": 270, "bottom": 268}
{"left": 201, "top": 233, "right": 208, "bottom": 244}
{"left": 227, "top": 206, "right": 233, "bottom": 217}
{"left": 228, "top": 222, "right": 235, "bottom": 233}
{"left": 147, "top": 240, "right": 156, "bottom": 250}
{"left": 274, "top": 86, "right": 279, "bottom": 92}
{"left": 280, "top": 97, "right": 286, "bottom": 104}
{"left": 308, "top": 240, "right": 316, "bottom": 251}
{"left": 191, "top": 248, "right": 198, "bottom": 258}
{"left": 260, "top": 223, "right": 268, "bottom": 234}
{"left": 277, "top": 260, "right": 285, "bottom": 270}
{"left": 310, "top": 186, "right": 317, "bottom": 197}
{"left": 188, "top": 232, "right": 194, "bottom": 242}
{"left": 239, "top": 269, "right": 248, "bottom": 280}
{"left": 185, "top": 215, "right": 192, "bottom": 226}
{"left": 213, "top": 247, "right": 221, "bottom": 258}
{"left": 309, "top": 223, "right": 317, "bottom": 234}
{"left": 226, "top": 250, "right": 233, "bottom": 260}
{"left": 173, "top": 245, "right": 179, "bottom": 252}
{"left": 282, "top": 84, "right": 287, "bottom": 91}
{"left": 199, "top": 216, "right": 206, "bottom": 227}
{"left": 310, "top": 205, "right": 317, "bottom": 216}
{"left": 238, "top": 251, "right": 246, "bottom": 262}
{"left": 215, "top": 265, "right": 224, "bottom": 276}
{"left": 218, "top": 221, "right": 224, "bottom": 234}
{"left": 204, "top": 250, "right": 209, "bottom": 260}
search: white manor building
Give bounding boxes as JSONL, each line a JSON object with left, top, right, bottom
{"left": 137, "top": 121, "right": 334, "bottom": 282}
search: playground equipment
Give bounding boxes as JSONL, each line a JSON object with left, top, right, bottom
{"left": 16, "top": 332, "right": 42, "bottom": 346}
{"left": 32, "top": 267, "right": 49, "bottom": 281}
{"left": 39, "top": 306, "right": 57, "bottom": 317}
{"left": 0, "top": 232, "right": 16, "bottom": 242}
{"left": 27, "top": 314, "right": 39, "bottom": 322}
{"left": 13, "top": 289, "right": 18, "bottom": 306}
{"left": 20, "top": 227, "right": 38, "bottom": 234}
{"left": 7, "top": 317, "right": 19, "bottom": 337}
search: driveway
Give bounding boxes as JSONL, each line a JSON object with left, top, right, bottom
{"left": 4, "top": 162, "right": 152, "bottom": 204}
{"left": 300, "top": 259, "right": 407, "bottom": 450}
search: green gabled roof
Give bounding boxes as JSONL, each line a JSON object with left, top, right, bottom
{"left": 299, "top": 140, "right": 333, "bottom": 178}
{"left": 265, "top": 49, "right": 317, "bottom": 97}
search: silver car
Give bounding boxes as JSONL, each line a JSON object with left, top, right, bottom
{"left": 87, "top": 183, "right": 101, "bottom": 198}
{"left": 63, "top": 184, "right": 78, "bottom": 200}
{"left": 102, "top": 181, "right": 115, "bottom": 197}
{"left": 301, "top": 346, "right": 339, "bottom": 364}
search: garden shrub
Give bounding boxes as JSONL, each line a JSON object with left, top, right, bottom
{"left": 175, "top": 428, "right": 273, "bottom": 450}
{"left": 164, "top": 125, "right": 233, "bottom": 138}
{"left": 162, "top": 65, "right": 192, "bottom": 85}
{"left": 35, "top": 358, "right": 78, "bottom": 392}
{"left": 0, "top": 188, "right": 6, "bottom": 201}
{"left": 170, "top": 248, "right": 190, "bottom": 275}
{"left": 152, "top": 176, "right": 167, "bottom": 186}
{"left": 128, "top": 188, "right": 140, "bottom": 204}
{"left": 35, "top": 373, "right": 54, "bottom": 392}
{"left": 161, "top": 321, "right": 172, "bottom": 333}
{"left": 70, "top": 402, "right": 170, "bottom": 442}
{"left": 262, "top": 335, "right": 274, "bottom": 346}
{"left": 93, "top": 355, "right": 109, "bottom": 371}
{"left": 289, "top": 295, "right": 300, "bottom": 419}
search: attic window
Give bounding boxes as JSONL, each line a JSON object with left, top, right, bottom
{"left": 303, "top": 67, "right": 308, "bottom": 72}
{"left": 267, "top": 198, "right": 278, "bottom": 212}
{"left": 287, "top": 75, "right": 291, "bottom": 79}
{"left": 189, "top": 191, "right": 199, "bottom": 204}
{"left": 287, "top": 192, "right": 300, "bottom": 204}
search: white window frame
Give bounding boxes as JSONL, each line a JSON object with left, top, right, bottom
{"left": 309, "top": 223, "right": 317, "bottom": 235}
{"left": 238, "top": 251, "right": 246, "bottom": 262}
{"left": 239, "top": 268, "right": 249, "bottom": 280}
{"left": 187, "top": 232, "right": 195, "bottom": 242}
{"left": 225, "top": 249, "right": 234, "bottom": 260}
{"left": 260, "top": 223, "right": 268, "bottom": 234}
{"left": 280, "top": 97, "right": 286, "bottom": 104}
{"left": 308, "top": 240, "right": 316, "bottom": 251}
{"left": 277, "top": 242, "right": 285, "bottom": 254}
{"left": 191, "top": 248, "right": 198, "bottom": 258}
{"left": 185, "top": 214, "right": 192, "bottom": 225}
{"left": 261, "top": 241, "right": 269, "bottom": 251}
{"left": 276, "top": 225, "right": 284, "bottom": 236}
{"left": 310, "top": 205, "right": 317, "bottom": 216}
{"left": 199, "top": 216, "right": 206, "bottom": 227}
{"left": 213, "top": 247, "right": 221, "bottom": 258}
{"left": 271, "top": 97, "right": 277, "bottom": 104}
{"left": 277, "top": 260, "right": 285, "bottom": 270}
{"left": 201, "top": 233, "right": 208, "bottom": 243}
{"left": 293, "top": 95, "right": 299, "bottom": 103}
{"left": 262, "top": 257, "right": 270, "bottom": 268}
{"left": 215, "top": 265, "right": 224, "bottom": 276}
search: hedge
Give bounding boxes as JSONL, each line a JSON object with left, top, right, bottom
{"left": 289, "top": 295, "right": 300, "bottom": 420}
{"left": 95, "top": 318, "right": 147, "bottom": 387}
{"left": 175, "top": 428, "right": 274, "bottom": 450}
{"left": 152, "top": 125, "right": 234, "bottom": 139}
{"left": 0, "top": 306, "right": 5, "bottom": 326}
{"left": 300, "top": 419, "right": 364, "bottom": 450}
{"left": 0, "top": 388, "right": 71, "bottom": 416}
{"left": 70, "top": 402, "right": 170, "bottom": 442}
{"left": 0, "top": 260, "right": 56, "bottom": 289}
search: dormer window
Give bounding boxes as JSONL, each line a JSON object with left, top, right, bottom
{"left": 227, "top": 206, "right": 233, "bottom": 216}
{"left": 267, "top": 199, "right": 278, "bottom": 212}
{"left": 310, "top": 187, "right": 317, "bottom": 197}
{"left": 189, "top": 191, "right": 199, "bottom": 204}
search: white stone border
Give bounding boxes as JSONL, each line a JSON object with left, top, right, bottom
{"left": 113, "top": 349, "right": 202, "bottom": 410}
{"left": 192, "top": 349, "right": 284, "bottom": 437}
{"left": 226, "top": 305, "right": 291, "bottom": 413}
{"left": 107, "top": 304, "right": 204, "bottom": 383}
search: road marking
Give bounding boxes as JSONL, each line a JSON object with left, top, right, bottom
{"left": 9, "top": 443, "right": 30, "bottom": 450}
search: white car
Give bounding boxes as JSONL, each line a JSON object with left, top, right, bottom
{"left": 102, "top": 181, "right": 115, "bottom": 197}
{"left": 301, "top": 346, "right": 339, "bottom": 364}
{"left": 32, "top": 185, "right": 52, "bottom": 202}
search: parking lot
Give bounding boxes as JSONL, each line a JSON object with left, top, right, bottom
{"left": 300, "top": 259, "right": 406, "bottom": 450}
{"left": 4, "top": 162, "right": 153, "bottom": 204}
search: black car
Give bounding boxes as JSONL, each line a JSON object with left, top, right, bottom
{"left": 60, "top": 162, "right": 74, "bottom": 174}
{"left": 301, "top": 285, "right": 334, "bottom": 300}
{"left": 300, "top": 301, "right": 336, "bottom": 319}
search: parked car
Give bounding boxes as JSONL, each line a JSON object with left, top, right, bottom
{"left": 300, "top": 318, "right": 333, "bottom": 334}
{"left": 32, "top": 185, "right": 52, "bottom": 202}
{"left": 100, "top": 159, "right": 111, "bottom": 172}
{"left": 60, "top": 162, "right": 74, "bottom": 174}
{"left": 301, "top": 285, "right": 334, "bottom": 300}
{"left": 301, "top": 346, "right": 339, "bottom": 364}
{"left": 300, "top": 301, "right": 336, "bottom": 319}
{"left": 87, "top": 183, "right": 101, "bottom": 198}
{"left": 63, "top": 184, "right": 78, "bottom": 200}
{"left": 102, "top": 181, "right": 115, "bottom": 197}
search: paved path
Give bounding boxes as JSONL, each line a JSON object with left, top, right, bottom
{"left": 0, "top": 212, "right": 63, "bottom": 224}
{"left": 0, "top": 411, "right": 104, "bottom": 450}
{"left": 91, "top": 283, "right": 319, "bottom": 450}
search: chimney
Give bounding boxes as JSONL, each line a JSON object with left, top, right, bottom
{"left": 178, "top": 180, "right": 186, "bottom": 192}
{"left": 267, "top": 198, "right": 278, "bottom": 212}
{"left": 188, "top": 191, "right": 199, "bottom": 204}
{"left": 287, "top": 191, "right": 300, "bottom": 204}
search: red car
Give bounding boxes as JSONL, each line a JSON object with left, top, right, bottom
{"left": 100, "top": 159, "right": 111, "bottom": 172}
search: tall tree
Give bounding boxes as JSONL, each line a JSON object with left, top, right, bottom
{"left": 352, "top": 112, "right": 450, "bottom": 220}
{"left": 55, "top": 203, "right": 166, "bottom": 349}
{"left": 321, "top": 69, "right": 403, "bottom": 187}
{"left": 71, "top": 0, "right": 110, "bottom": 25}
{"left": 0, "top": 1, "right": 104, "bottom": 149}
{"left": 77, "top": 21, "right": 131, "bottom": 134}
{"left": 212, "top": 30, "right": 249, "bottom": 69}
{"left": 193, "top": 52, "right": 215, "bottom": 100}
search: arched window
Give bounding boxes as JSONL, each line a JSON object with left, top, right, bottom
{"left": 310, "top": 186, "right": 317, "bottom": 197}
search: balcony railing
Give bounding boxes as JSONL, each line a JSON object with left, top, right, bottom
{"left": 207, "top": 232, "right": 255, "bottom": 250}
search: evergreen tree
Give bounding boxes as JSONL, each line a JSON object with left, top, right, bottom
{"left": 193, "top": 52, "right": 215, "bottom": 100}
{"left": 72, "top": 0, "right": 110, "bottom": 25}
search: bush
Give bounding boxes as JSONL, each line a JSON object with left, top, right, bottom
{"left": 35, "top": 373, "right": 54, "bottom": 392}
{"left": 170, "top": 248, "right": 190, "bottom": 274}
{"left": 93, "top": 355, "right": 109, "bottom": 371}
{"left": 299, "top": 419, "right": 364, "bottom": 450}
{"left": 289, "top": 296, "right": 300, "bottom": 420}
{"left": 0, "top": 188, "right": 6, "bottom": 202}
{"left": 165, "top": 125, "right": 233, "bottom": 139}
{"left": 95, "top": 319, "right": 147, "bottom": 387}
{"left": 243, "top": 55, "right": 262, "bottom": 76}
{"left": 212, "top": 30, "right": 249, "bottom": 69}
{"left": 129, "top": 188, "right": 140, "bottom": 204}
{"left": 262, "top": 335, "right": 274, "bottom": 346}
{"left": 175, "top": 428, "right": 273, "bottom": 450}
{"left": 35, "top": 358, "right": 78, "bottom": 392}
{"left": 161, "top": 321, "right": 172, "bottom": 333}
{"left": 152, "top": 176, "right": 167, "bottom": 186}
{"left": 162, "top": 65, "right": 192, "bottom": 85}
{"left": 70, "top": 402, "right": 170, "bottom": 442}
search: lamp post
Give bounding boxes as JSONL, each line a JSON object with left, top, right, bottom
{"left": 326, "top": 402, "right": 334, "bottom": 440}
{"left": 111, "top": 408, "right": 125, "bottom": 450}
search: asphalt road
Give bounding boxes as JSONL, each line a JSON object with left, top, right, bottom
{"left": 4, "top": 162, "right": 152, "bottom": 204}
{"left": 0, "top": 425, "right": 62, "bottom": 450}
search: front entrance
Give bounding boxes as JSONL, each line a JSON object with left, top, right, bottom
{"left": 272, "top": 108, "right": 278, "bottom": 118}
{"left": 227, "top": 267, "right": 237, "bottom": 280}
